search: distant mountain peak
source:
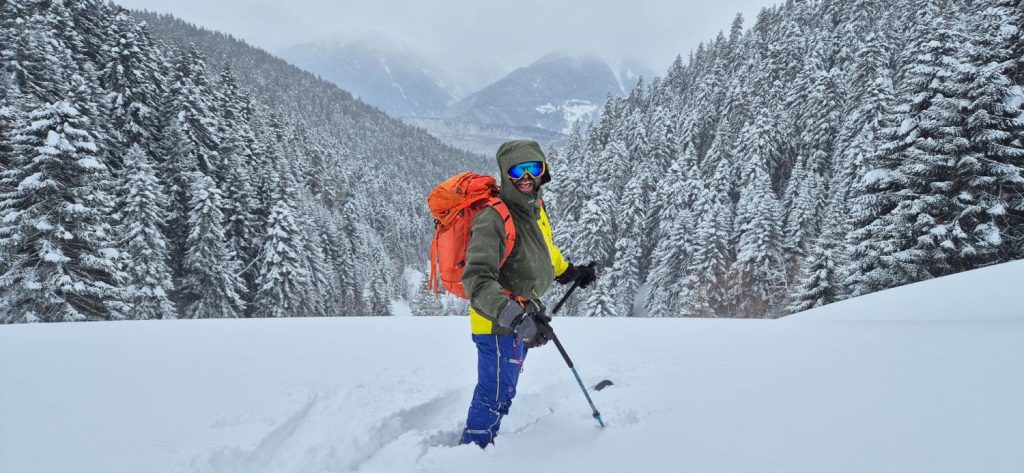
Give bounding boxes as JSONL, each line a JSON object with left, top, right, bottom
{"left": 446, "top": 51, "right": 624, "bottom": 135}
{"left": 345, "top": 35, "right": 418, "bottom": 58}
{"left": 534, "top": 50, "right": 607, "bottom": 66}
{"left": 277, "top": 36, "right": 460, "bottom": 118}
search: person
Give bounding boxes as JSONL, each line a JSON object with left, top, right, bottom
{"left": 459, "top": 139, "right": 597, "bottom": 448}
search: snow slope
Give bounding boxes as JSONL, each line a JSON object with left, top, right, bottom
{"left": 2, "top": 261, "right": 1023, "bottom": 473}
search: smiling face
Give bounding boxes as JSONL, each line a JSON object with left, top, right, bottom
{"left": 496, "top": 140, "right": 551, "bottom": 205}
{"left": 512, "top": 174, "right": 540, "bottom": 195}
{"left": 506, "top": 159, "right": 546, "bottom": 196}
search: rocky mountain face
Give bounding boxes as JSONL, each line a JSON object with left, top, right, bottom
{"left": 445, "top": 52, "right": 625, "bottom": 134}
{"left": 278, "top": 42, "right": 634, "bottom": 154}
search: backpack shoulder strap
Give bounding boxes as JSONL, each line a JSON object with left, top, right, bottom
{"left": 485, "top": 198, "right": 516, "bottom": 267}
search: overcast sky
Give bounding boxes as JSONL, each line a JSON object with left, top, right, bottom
{"left": 117, "top": 0, "right": 780, "bottom": 82}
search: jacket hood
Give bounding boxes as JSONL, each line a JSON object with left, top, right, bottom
{"left": 495, "top": 140, "right": 551, "bottom": 209}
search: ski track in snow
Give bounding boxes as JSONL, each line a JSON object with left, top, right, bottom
{"left": 189, "top": 387, "right": 471, "bottom": 473}
{"left": 187, "top": 372, "right": 645, "bottom": 472}
{"left": 344, "top": 389, "right": 466, "bottom": 470}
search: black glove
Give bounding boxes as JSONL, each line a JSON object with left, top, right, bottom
{"left": 531, "top": 312, "right": 554, "bottom": 348}
{"left": 497, "top": 299, "right": 550, "bottom": 348}
{"left": 521, "top": 311, "right": 553, "bottom": 348}
{"left": 555, "top": 262, "right": 598, "bottom": 288}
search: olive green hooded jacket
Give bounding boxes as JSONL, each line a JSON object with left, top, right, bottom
{"left": 462, "top": 140, "right": 569, "bottom": 335}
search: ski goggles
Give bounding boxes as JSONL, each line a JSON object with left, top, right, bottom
{"left": 508, "top": 161, "right": 546, "bottom": 180}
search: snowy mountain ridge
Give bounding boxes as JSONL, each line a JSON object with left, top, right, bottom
{"left": 445, "top": 51, "right": 623, "bottom": 134}
{"left": 276, "top": 40, "right": 630, "bottom": 153}
{"left": 277, "top": 37, "right": 461, "bottom": 118}
{"left": 2, "top": 261, "right": 1021, "bottom": 473}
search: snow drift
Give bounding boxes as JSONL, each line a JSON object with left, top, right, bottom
{"left": 1, "top": 261, "right": 1022, "bottom": 473}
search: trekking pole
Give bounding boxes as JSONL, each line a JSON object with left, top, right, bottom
{"left": 546, "top": 277, "right": 606, "bottom": 428}
{"left": 550, "top": 280, "right": 580, "bottom": 314}
{"left": 550, "top": 262, "right": 594, "bottom": 314}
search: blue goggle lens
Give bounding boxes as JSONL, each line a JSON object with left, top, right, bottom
{"left": 508, "top": 161, "right": 545, "bottom": 180}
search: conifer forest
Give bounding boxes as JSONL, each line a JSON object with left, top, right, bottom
{"left": 1, "top": 0, "right": 1021, "bottom": 322}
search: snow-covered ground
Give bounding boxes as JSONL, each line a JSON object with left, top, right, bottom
{"left": 2, "top": 261, "right": 1023, "bottom": 473}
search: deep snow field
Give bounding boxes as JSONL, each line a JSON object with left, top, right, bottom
{"left": 2, "top": 261, "right": 1023, "bottom": 473}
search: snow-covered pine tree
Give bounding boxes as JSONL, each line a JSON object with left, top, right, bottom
{"left": 687, "top": 183, "right": 735, "bottom": 317}
{"left": 65, "top": 0, "right": 111, "bottom": 65}
{"left": 213, "top": 66, "right": 249, "bottom": 168}
{"left": 549, "top": 122, "right": 586, "bottom": 228}
{"left": 251, "top": 190, "right": 312, "bottom": 318}
{"left": 728, "top": 156, "right": 785, "bottom": 318}
{"left": 155, "top": 107, "right": 198, "bottom": 282}
{"left": 780, "top": 54, "right": 842, "bottom": 282}
{"left": 795, "top": 57, "right": 843, "bottom": 175}
{"left": 836, "top": 65, "right": 897, "bottom": 296}
{"left": 0, "top": 95, "right": 123, "bottom": 322}
{"left": 588, "top": 94, "right": 624, "bottom": 152}
{"left": 98, "top": 11, "right": 163, "bottom": 157}
{"left": 0, "top": 0, "right": 26, "bottom": 51}
{"left": 178, "top": 173, "right": 246, "bottom": 318}
{"left": 833, "top": 20, "right": 895, "bottom": 206}
{"left": 787, "top": 211, "right": 846, "bottom": 314}
{"left": 849, "top": 0, "right": 1024, "bottom": 294}
{"left": 781, "top": 153, "right": 826, "bottom": 281}
{"left": 735, "top": 107, "right": 784, "bottom": 193}
{"left": 115, "top": 144, "right": 176, "bottom": 320}
{"left": 606, "top": 135, "right": 658, "bottom": 315}
{"left": 948, "top": 0, "right": 1024, "bottom": 264}
{"left": 410, "top": 276, "right": 446, "bottom": 317}
{"left": 155, "top": 46, "right": 226, "bottom": 289}
{"left": 605, "top": 235, "right": 642, "bottom": 316}
{"left": 311, "top": 212, "right": 348, "bottom": 317}
{"left": 4, "top": 0, "right": 78, "bottom": 104}
{"left": 908, "top": 0, "right": 1024, "bottom": 269}
{"left": 360, "top": 224, "right": 396, "bottom": 316}
{"left": 335, "top": 196, "right": 366, "bottom": 315}
{"left": 0, "top": 75, "right": 19, "bottom": 172}
{"left": 703, "top": 116, "right": 738, "bottom": 201}
{"left": 623, "top": 80, "right": 647, "bottom": 122}
{"left": 304, "top": 211, "right": 341, "bottom": 316}
{"left": 575, "top": 145, "right": 620, "bottom": 317}
{"left": 644, "top": 145, "right": 701, "bottom": 317}
{"left": 221, "top": 148, "right": 260, "bottom": 260}
{"left": 249, "top": 112, "right": 289, "bottom": 219}
{"left": 642, "top": 106, "right": 678, "bottom": 242}
{"left": 296, "top": 200, "right": 334, "bottom": 318}
{"left": 576, "top": 142, "right": 623, "bottom": 268}
{"left": 844, "top": 2, "right": 962, "bottom": 296}
{"left": 165, "top": 45, "right": 221, "bottom": 177}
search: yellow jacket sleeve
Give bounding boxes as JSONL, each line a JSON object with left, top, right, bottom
{"left": 539, "top": 206, "right": 570, "bottom": 278}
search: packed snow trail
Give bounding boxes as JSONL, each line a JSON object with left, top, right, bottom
{"left": 2, "top": 261, "right": 1023, "bottom": 473}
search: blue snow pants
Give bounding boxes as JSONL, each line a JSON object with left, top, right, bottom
{"left": 460, "top": 333, "right": 528, "bottom": 448}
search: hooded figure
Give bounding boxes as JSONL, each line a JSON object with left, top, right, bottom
{"left": 460, "top": 139, "right": 597, "bottom": 448}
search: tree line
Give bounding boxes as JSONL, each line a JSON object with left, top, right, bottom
{"left": 0, "top": 0, "right": 479, "bottom": 322}
{"left": 540, "top": 0, "right": 1022, "bottom": 318}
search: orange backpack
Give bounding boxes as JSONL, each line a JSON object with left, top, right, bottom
{"left": 427, "top": 173, "right": 516, "bottom": 299}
